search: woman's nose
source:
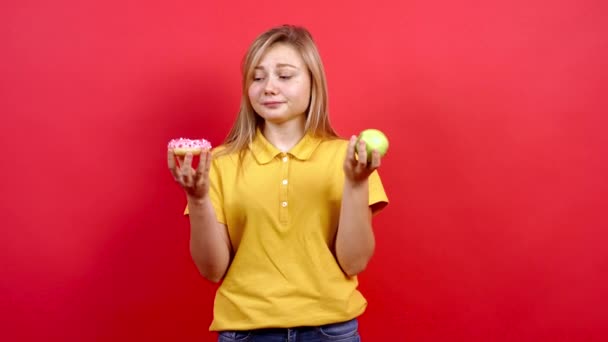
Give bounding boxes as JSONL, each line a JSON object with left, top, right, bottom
{"left": 263, "top": 77, "right": 279, "bottom": 94}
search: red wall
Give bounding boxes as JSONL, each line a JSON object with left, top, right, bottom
{"left": 2, "top": 0, "right": 607, "bottom": 341}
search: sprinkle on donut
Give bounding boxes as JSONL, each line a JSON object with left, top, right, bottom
{"left": 168, "top": 138, "right": 212, "bottom": 156}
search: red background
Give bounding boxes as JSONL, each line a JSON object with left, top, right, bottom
{"left": 1, "top": 0, "right": 607, "bottom": 341}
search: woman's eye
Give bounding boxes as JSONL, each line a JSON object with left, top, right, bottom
{"left": 253, "top": 76, "right": 264, "bottom": 81}
{"left": 279, "top": 75, "right": 293, "bottom": 80}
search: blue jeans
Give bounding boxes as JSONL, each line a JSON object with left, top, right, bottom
{"left": 217, "top": 318, "right": 360, "bottom": 341}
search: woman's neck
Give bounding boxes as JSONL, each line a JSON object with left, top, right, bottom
{"left": 262, "top": 117, "right": 306, "bottom": 152}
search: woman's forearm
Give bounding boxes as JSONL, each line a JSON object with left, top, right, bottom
{"left": 187, "top": 196, "right": 232, "bottom": 283}
{"left": 335, "top": 179, "right": 375, "bottom": 276}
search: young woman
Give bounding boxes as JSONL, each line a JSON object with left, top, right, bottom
{"left": 168, "top": 24, "right": 389, "bottom": 342}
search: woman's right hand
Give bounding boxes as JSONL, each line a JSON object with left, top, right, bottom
{"left": 168, "top": 149, "right": 212, "bottom": 200}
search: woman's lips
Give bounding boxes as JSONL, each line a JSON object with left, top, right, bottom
{"left": 262, "top": 101, "right": 284, "bottom": 107}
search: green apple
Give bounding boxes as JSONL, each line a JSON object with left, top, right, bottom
{"left": 356, "top": 129, "right": 389, "bottom": 161}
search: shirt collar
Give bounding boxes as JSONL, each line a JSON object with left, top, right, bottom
{"left": 249, "top": 127, "right": 322, "bottom": 164}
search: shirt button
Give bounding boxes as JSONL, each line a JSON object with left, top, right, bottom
{"left": 282, "top": 156, "right": 289, "bottom": 162}
{"left": 282, "top": 179, "right": 288, "bottom": 185}
{"left": 281, "top": 201, "right": 288, "bottom": 207}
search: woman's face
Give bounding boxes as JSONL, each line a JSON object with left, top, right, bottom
{"left": 248, "top": 43, "right": 311, "bottom": 125}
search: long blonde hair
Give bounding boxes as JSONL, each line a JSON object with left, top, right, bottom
{"left": 216, "top": 24, "right": 338, "bottom": 159}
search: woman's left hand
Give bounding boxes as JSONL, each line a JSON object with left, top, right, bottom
{"left": 343, "top": 135, "right": 381, "bottom": 184}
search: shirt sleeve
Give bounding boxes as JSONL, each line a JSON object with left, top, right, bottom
{"left": 368, "top": 169, "right": 389, "bottom": 215}
{"left": 183, "top": 157, "right": 226, "bottom": 224}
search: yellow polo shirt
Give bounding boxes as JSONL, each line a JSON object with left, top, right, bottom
{"left": 185, "top": 129, "right": 389, "bottom": 331}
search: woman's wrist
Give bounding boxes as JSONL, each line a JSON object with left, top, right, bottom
{"left": 187, "top": 194, "right": 210, "bottom": 207}
{"left": 344, "top": 177, "right": 369, "bottom": 190}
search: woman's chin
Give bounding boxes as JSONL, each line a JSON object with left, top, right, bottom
{"left": 259, "top": 113, "right": 306, "bottom": 125}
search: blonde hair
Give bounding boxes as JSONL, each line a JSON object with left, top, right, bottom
{"left": 216, "top": 24, "right": 338, "bottom": 159}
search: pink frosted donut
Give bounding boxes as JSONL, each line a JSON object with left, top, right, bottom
{"left": 168, "top": 138, "right": 212, "bottom": 156}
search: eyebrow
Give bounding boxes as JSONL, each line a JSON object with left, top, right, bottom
{"left": 254, "top": 63, "right": 298, "bottom": 70}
